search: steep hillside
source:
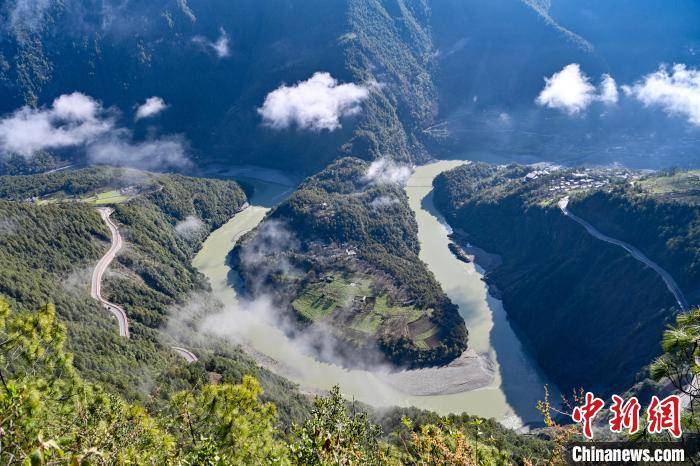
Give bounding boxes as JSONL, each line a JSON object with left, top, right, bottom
{"left": 433, "top": 163, "right": 680, "bottom": 396}
{"left": 569, "top": 169, "right": 700, "bottom": 303}
{"left": 231, "top": 157, "right": 468, "bottom": 369}
{"left": 0, "top": 0, "right": 437, "bottom": 174}
{"left": 1, "top": 296, "right": 552, "bottom": 464}
{"left": 0, "top": 167, "right": 311, "bottom": 424}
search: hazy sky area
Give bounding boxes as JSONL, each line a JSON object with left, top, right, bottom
{"left": 432, "top": 0, "right": 700, "bottom": 168}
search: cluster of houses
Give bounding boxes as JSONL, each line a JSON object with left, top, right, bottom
{"left": 523, "top": 167, "right": 636, "bottom": 197}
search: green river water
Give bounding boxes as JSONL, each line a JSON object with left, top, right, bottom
{"left": 193, "top": 162, "right": 555, "bottom": 427}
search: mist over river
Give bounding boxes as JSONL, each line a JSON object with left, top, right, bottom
{"left": 193, "top": 163, "right": 557, "bottom": 427}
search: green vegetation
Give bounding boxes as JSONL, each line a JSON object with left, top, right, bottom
{"left": 638, "top": 169, "right": 700, "bottom": 202}
{"left": 343, "top": 0, "right": 436, "bottom": 164}
{"left": 570, "top": 169, "right": 700, "bottom": 299}
{"left": 235, "top": 157, "right": 468, "bottom": 369}
{"left": 0, "top": 167, "right": 311, "bottom": 427}
{"left": 82, "top": 189, "right": 131, "bottom": 204}
{"left": 433, "top": 162, "right": 680, "bottom": 396}
{"left": 0, "top": 166, "right": 153, "bottom": 201}
{"left": 292, "top": 273, "right": 431, "bottom": 348}
{"left": 292, "top": 273, "right": 373, "bottom": 322}
{"left": 0, "top": 296, "right": 551, "bottom": 464}
{"left": 1, "top": 0, "right": 439, "bottom": 176}
{"left": 649, "top": 307, "right": 700, "bottom": 439}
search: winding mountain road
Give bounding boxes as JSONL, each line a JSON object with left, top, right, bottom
{"left": 172, "top": 347, "right": 199, "bottom": 363}
{"left": 558, "top": 197, "right": 688, "bottom": 311}
{"left": 91, "top": 208, "right": 130, "bottom": 337}
{"left": 91, "top": 207, "right": 198, "bottom": 363}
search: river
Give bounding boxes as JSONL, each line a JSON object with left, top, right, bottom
{"left": 193, "top": 162, "right": 556, "bottom": 427}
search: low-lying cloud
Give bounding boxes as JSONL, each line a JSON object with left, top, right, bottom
{"left": 87, "top": 134, "right": 189, "bottom": 171}
{"left": 258, "top": 72, "right": 369, "bottom": 131}
{"left": 598, "top": 74, "right": 619, "bottom": 104}
{"left": 175, "top": 215, "right": 205, "bottom": 239}
{"left": 364, "top": 157, "right": 412, "bottom": 186}
{"left": 0, "top": 91, "right": 189, "bottom": 170}
{"left": 192, "top": 28, "right": 231, "bottom": 58}
{"left": 623, "top": 64, "right": 700, "bottom": 126}
{"left": 369, "top": 195, "right": 399, "bottom": 210}
{"left": 536, "top": 63, "right": 700, "bottom": 127}
{"left": 135, "top": 96, "right": 167, "bottom": 120}
{"left": 0, "top": 92, "right": 113, "bottom": 156}
{"left": 536, "top": 64, "right": 618, "bottom": 114}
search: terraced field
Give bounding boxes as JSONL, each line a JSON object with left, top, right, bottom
{"left": 639, "top": 170, "right": 700, "bottom": 204}
{"left": 291, "top": 273, "right": 438, "bottom": 348}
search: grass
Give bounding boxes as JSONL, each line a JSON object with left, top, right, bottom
{"left": 83, "top": 190, "right": 130, "bottom": 205}
{"left": 374, "top": 296, "right": 423, "bottom": 322}
{"left": 350, "top": 313, "right": 383, "bottom": 334}
{"left": 34, "top": 190, "right": 131, "bottom": 206}
{"left": 293, "top": 274, "right": 433, "bottom": 344}
{"left": 291, "top": 274, "right": 371, "bottom": 322}
{"left": 640, "top": 170, "right": 700, "bottom": 204}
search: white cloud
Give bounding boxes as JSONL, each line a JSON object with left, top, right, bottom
{"left": 364, "top": 157, "right": 412, "bottom": 186}
{"left": 536, "top": 64, "right": 619, "bottom": 114}
{"left": 0, "top": 92, "right": 113, "bottom": 156}
{"left": 175, "top": 215, "right": 205, "bottom": 238}
{"left": 258, "top": 72, "right": 369, "bottom": 131}
{"left": 625, "top": 64, "right": 700, "bottom": 125}
{"left": 135, "top": 96, "right": 167, "bottom": 120}
{"left": 87, "top": 135, "right": 189, "bottom": 170}
{"left": 536, "top": 64, "right": 597, "bottom": 114}
{"left": 192, "top": 28, "right": 231, "bottom": 58}
{"left": 598, "top": 74, "right": 619, "bottom": 104}
{"left": 0, "top": 92, "right": 190, "bottom": 170}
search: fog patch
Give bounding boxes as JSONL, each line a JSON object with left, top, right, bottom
{"left": 174, "top": 215, "right": 205, "bottom": 239}
{"left": 7, "top": 0, "right": 54, "bottom": 33}
{"left": 369, "top": 195, "right": 399, "bottom": 210}
{"left": 60, "top": 266, "right": 93, "bottom": 298}
{"left": 364, "top": 157, "right": 412, "bottom": 186}
{"left": 0, "top": 92, "right": 114, "bottom": 157}
{"left": 599, "top": 74, "right": 619, "bottom": 104}
{"left": 86, "top": 134, "right": 190, "bottom": 170}
{"left": 0, "top": 218, "right": 19, "bottom": 238}
{"left": 536, "top": 64, "right": 619, "bottom": 114}
{"left": 236, "top": 219, "right": 300, "bottom": 296}
{"left": 162, "top": 291, "right": 215, "bottom": 345}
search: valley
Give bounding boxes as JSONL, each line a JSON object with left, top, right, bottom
{"left": 1, "top": 0, "right": 700, "bottom": 462}
{"left": 193, "top": 163, "right": 554, "bottom": 427}
{"left": 433, "top": 163, "right": 696, "bottom": 398}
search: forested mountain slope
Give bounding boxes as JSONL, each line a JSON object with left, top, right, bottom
{"left": 232, "top": 157, "right": 468, "bottom": 369}
{"left": 433, "top": 163, "right": 683, "bottom": 396}
{"left": 0, "top": 166, "right": 555, "bottom": 464}
{"left": 569, "top": 169, "right": 700, "bottom": 304}
{"left": 0, "top": 167, "right": 310, "bottom": 424}
{"left": 1, "top": 296, "right": 552, "bottom": 464}
{"left": 0, "top": 0, "right": 437, "bottom": 174}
